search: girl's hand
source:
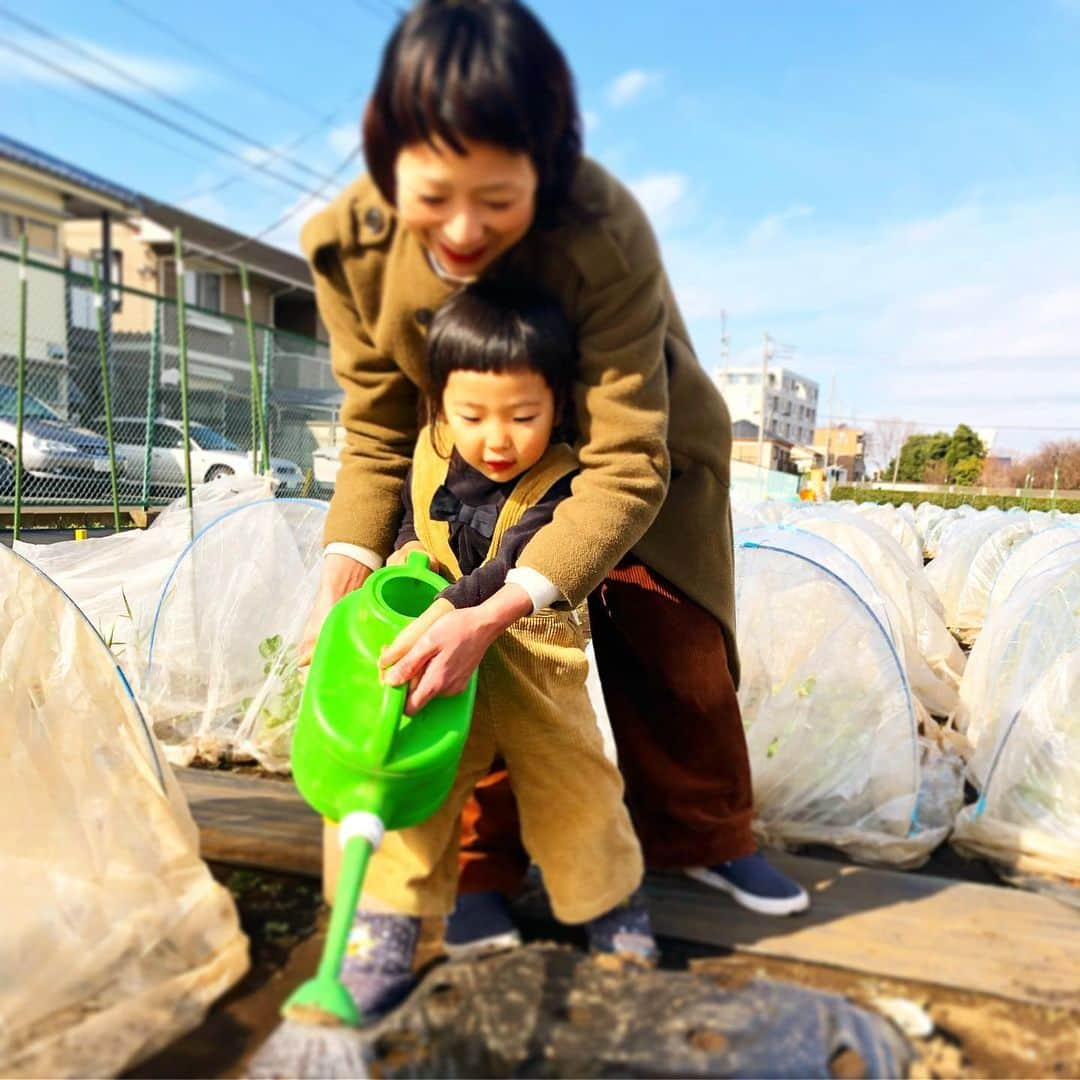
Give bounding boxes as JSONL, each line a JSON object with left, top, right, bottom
{"left": 386, "top": 541, "right": 441, "bottom": 575}
{"left": 380, "top": 597, "right": 455, "bottom": 673}
{"left": 381, "top": 583, "right": 533, "bottom": 714}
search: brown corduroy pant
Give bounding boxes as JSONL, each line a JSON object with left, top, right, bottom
{"left": 458, "top": 555, "right": 757, "bottom": 894}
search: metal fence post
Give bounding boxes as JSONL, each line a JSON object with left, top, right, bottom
{"left": 173, "top": 230, "right": 194, "bottom": 527}
{"left": 142, "top": 298, "right": 161, "bottom": 514}
{"left": 239, "top": 263, "right": 264, "bottom": 474}
{"left": 260, "top": 326, "right": 272, "bottom": 470}
{"left": 91, "top": 258, "right": 122, "bottom": 533}
{"left": 13, "top": 236, "right": 28, "bottom": 540}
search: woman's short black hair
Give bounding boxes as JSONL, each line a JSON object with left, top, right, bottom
{"left": 364, "top": 0, "right": 583, "bottom": 226}
{"left": 423, "top": 279, "right": 577, "bottom": 439}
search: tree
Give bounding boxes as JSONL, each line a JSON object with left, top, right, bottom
{"left": 892, "top": 432, "right": 950, "bottom": 482}
{"left": 1014, "top": 439, "right": 1080, "bottom": 490}
{"left": 890, "top": 426, "right": 988, "bottom": 484}
{"left": 951, "top": 455, "right": 984, "bottom": 485}
{"left": 871, "top": 418, "right": 916, "bottom": 480}
{"left": 945, "top": 424, "right": 985, "bottom": 482}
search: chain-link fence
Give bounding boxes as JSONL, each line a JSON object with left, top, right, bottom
{"left": 0, "top": 249, "right": 341, "bottom": 514}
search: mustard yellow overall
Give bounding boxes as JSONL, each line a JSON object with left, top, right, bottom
{"left": 352, "top": 429, "right": 643, "bottom": 924}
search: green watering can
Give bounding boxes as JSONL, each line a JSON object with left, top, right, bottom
{"left": 283, "top": 551, "right": 478, "bottom": 1027}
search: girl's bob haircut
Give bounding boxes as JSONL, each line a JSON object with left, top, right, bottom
{"left": 423, "top": 279, "right": 577, "bottom": 438}
{"left": 363, "top": 0, "right": 584, "bottom": 226}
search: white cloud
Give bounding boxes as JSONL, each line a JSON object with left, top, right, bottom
{"left": 177, "top": 192, "right": 229, "bottom": 223}
{"left": 605, "top": 69, "right": 663, "bottom": 108}
{"left": 327, "top": 123, "right": 360, "bottom": 158}
{"left": 747, "top": 204, "right": 814, "bottom": 247}
{"left": 661, "top": 195, "right": 1080, "bottom": 447}
{"left": 0, "top": 36, "right": 201, "bottom": 94}
{"left": 258, "top": 192, "right": 333, "bottom": 255}
{"left": 628, "top": 171, "right": 691, "bottom": 232}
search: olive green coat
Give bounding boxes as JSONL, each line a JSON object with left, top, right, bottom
{"left": 301, "top": 158, "right": 739, "bottom": 679}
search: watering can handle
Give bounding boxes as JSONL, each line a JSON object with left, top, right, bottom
{"left": 366, "top": 677, "right": 408, "bottom": 766}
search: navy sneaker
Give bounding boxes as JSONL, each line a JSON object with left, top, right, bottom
{"left": 444, "top": 890, "right": 523, "bottom": 958}
{"left": 339, "top": 911, "right": 419, "bottom": 1017}
{"left": 584, "top": 890, "right": 659, "bottom": 967}
{"left": 686, "top": 851, "right": 810, "bottom": 916}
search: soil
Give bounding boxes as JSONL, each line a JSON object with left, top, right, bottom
{"left": 127, "top": 862, "right": 1080, "bottom": 1079}
{"left": 687, "top": 950, "right": 1080, "bottom": 1079}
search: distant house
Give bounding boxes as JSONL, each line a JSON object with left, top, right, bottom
{"left": 1, "top": 136, "right": 339, "bottom": 469}
{"left": 0, "top": 134, "right": 140, "bottom": 414}
{"left": 731, "top": 418, "right": 796, "bottom": 473}
{"left": 62, "top": 197, "right": 325, "bottom": 342}
{"left": 812, "top": 424, "right": 866, "bottom": 482}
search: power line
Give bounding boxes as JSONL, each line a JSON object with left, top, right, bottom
{"left": 107, "top": 0, "right": 330, "bottom": 122}
{"left": 0, "top": 6, "right": 341, "bottom": 189}
{"left": 352, "top": 0, "right": 406, "bottom": 18}
{"left": 0, "top": 37, "right": 344, "bottom": 202}
{"left": 176, "top": 105, "right": 361, "bottom": 204}
{"left": 190, "top": 146, "right": 362, "bottom": 262}
{"left": 844, "top": 416, "right": 1080, "bottom": 433}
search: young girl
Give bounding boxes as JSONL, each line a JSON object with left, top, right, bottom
{"left": 336, "top": 280, "right": 656, "bottom": 1015}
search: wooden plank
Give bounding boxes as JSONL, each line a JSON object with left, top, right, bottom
{"left": 176, "top": 766, "right": 321, "bottom": 877}
{"left": 645, "top": 857, "right": 1080, "bottom": 1009}
{"left": 175, "top": 767, "right": 1080, "bottom": 1009}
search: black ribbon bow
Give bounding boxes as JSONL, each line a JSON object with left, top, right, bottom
{"left": 430, "top": 485, "right": 500, "bottom": 539}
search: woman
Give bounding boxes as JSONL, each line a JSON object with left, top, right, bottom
{"left": 302, "top": 0, "right": 808, "bottom": 977}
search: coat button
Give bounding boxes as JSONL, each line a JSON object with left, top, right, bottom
{"left": 414, "top": 307, "right": 433, "bottom": 327}
{"left": 363, "top": 207, "right": 384, "bottom": 233}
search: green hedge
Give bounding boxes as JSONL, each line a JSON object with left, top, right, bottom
{"left": 831, "top": 486, "right": 1080, "bottom": 515}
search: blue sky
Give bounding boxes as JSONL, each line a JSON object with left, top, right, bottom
{"left": 3, "top": 0, "right": 1079, "bottom": 459}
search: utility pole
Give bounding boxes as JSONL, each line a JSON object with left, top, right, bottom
{"left": 757, "top": 332, "right": 771, "bottom": 469}
{"left": 824, "top": 373, "right": 836, "bottom": 472}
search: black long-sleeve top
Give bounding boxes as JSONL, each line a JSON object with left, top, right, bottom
{"left": 394, "top": 448, "right": 576, "bottom": 609}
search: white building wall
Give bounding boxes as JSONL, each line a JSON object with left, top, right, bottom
{"left": 713, "top": 366, "right": 819, "bottom": 446}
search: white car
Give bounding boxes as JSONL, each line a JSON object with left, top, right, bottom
{"left": 99, "top": 417, "right": 305, "bottom": 493}
{"left": 312, "top": 445, "right": 341, "bottom": 487}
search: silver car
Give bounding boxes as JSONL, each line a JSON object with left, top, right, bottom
{"left": 0, "top": 385, "right": 122, "bottom": 492}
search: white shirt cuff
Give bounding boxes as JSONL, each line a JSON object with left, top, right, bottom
{"left": 505, "top": 567, "right": 562, "bottom": 613}
{"left": 324, "top": 542, "right": 384, "bottom": 572}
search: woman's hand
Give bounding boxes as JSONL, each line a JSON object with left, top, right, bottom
{"left": 380, "top": 597, "right": 455, "bottom": 672}
{"left": 299, "top": 553, "right": 373, "bottom": 666}
{"left": 381, "top": 583, "right": 534, "bottom": 714}
{"left": 386, "top": 541, "right": 441, "bottom": 574}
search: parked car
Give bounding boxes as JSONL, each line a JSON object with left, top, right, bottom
{"left": 0, "top": 385, "right": 123, "bottom": 495}
{"left": 0, "top": 452, "right": 13, "bottom": 497}
{"left": 97, "top": 417, "right": 305, "bottom": 493}
{"left": 312, "top": 445, "right": 341, "bottom": 487}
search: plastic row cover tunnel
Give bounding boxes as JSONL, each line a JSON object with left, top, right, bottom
{"left": 779, "top": 508, "right": 967, "bottom": 717}
{"left": 12, "top": 476, "right": 276, "bottom": 684}
{"left": 952, "top": 558, "right": 1080, "bottom": 906}
{"left": 734, "top": 529, "right": 961, "bottom": 867}
{"left": 0, "top": 545, "right": 247, "bottom": 1078}
{"left": 141, "top": 498, "right": 328, "bottom": 771}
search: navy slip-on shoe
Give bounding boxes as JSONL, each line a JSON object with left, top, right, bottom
{"left": 444, "top": 890, "right": 523, "bottom": 958}
{"left": 686, "top": 851, "right": 810, "bottom": 916}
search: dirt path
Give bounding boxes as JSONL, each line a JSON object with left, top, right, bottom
{"left": 128, "top": 863, "right": 1080, "bottom": 1079}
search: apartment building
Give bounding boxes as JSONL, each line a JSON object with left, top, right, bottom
{"left": 0, "top": 134, "right": 141, "bottom": 414}
{"left": 713, "top": 365, "right": 819, "bottom": 447}
{"left": 812, "top": 425, "right": 867, "bottom": 482}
